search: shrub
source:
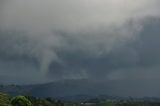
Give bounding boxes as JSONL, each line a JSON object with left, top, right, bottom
{"left": 11, "top": 96, "right": 32, "bottom": 106}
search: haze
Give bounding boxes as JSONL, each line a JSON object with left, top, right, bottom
{"left": 0, "top": 0, "right": 160, "bottom": 97}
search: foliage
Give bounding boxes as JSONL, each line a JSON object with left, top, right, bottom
{"left": 1, "top": 92, "right": 160, "bottom": 106}
{"left": 26, "top": 96, "right": 72, "bottom": 106}
{"left": 11, "top": 96, "right": 32, "bottom": 106}
{"left": 84, "top": 98, "right": 160, "bottom": 106}
{"left": 0, "top": 92, "right": 12, "bottom": 106}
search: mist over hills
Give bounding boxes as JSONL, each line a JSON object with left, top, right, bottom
{"left": 0, "top": 79, "right": 109, "bottom": 98}
{"left": 1, "top": 79, "right": 160, "bottom": 101}
{"left": 1, "top": 1, "right": 160, "bottom": 100}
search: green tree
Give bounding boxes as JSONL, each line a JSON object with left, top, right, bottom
{"left": 11, "top": 96, "right": 32, "bottom": 106}
{"left": 0, "top": 92, "right": 12, "bottom": 106}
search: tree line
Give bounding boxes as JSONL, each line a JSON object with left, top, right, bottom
{"left": 1, "top": 92, "right": 160, "bottom": 106}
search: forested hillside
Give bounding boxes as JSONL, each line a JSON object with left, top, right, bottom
{"left": 1, "top": 92, "right": 160, "bottom": 106}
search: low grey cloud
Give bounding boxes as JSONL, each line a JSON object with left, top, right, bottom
{"left": 0, "top": 0, "right": 160, "bottom": 96}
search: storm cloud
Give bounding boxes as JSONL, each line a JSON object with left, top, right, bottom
{"left": 0, "top": 0, "right": 160, "bottom": 96}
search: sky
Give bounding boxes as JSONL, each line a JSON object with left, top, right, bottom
{"left": 0, "top": 0, "right": 160, "bottom": 96}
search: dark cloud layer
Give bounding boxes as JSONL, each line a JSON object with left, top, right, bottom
{"left": 0, "top": 0, "right": 160, "bottom": 96}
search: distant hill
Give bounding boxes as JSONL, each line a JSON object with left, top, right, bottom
{"left": 1, "top": 79, "right": 160, "bottom": 101}
{"left": 0, "top": 79, "right": 112, "bottom": 101}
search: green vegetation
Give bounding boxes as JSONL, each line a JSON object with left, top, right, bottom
{"left": 0, "top": 92, "right": 12, "bottom": 106}
{"left": 83, "top": 98, "right": 160, "bottom": 106}
{"left": 11, "top": 96, "right": 32, "bottom": 106}
{"left": 1, "top": 92, "right": 160, "bottom": 106}
{"left": 0, "top": 92, "right": 72, "bottom": 106}
{"left": 26, "top": 96, "right": 72, "bottom": 106}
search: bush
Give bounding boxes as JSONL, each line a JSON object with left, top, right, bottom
{"left": 11, "top": 96, "right": 32, "bottom": 106}
{"left": 0, "top": 92, "right": 12, "bottom": 106}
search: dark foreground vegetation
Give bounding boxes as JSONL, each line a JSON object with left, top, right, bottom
{"left": 1, "top": 92, "right": 160, "bottom": 106}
